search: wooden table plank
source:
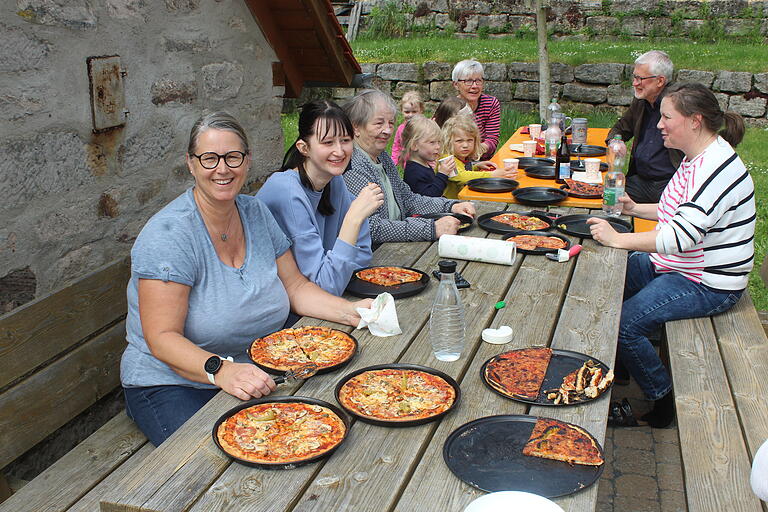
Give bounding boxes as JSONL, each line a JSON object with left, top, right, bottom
{"left": 666, "top": 316, "right": 763, "bottom": 512}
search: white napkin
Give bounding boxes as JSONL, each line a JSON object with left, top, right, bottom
{"left": 571, "top": 170, "right": 603, "bottom": 184}
{"left": 509, "top": 143, "right": 524, "bottom": 152}
{"left": 439, "top": 235, "right": 516, "bottom": 265}
{"left": 355, "top": 292, "right": 402, "bottom": 337}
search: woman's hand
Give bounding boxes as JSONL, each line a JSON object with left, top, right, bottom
{"left": 479, "top": 142, "right": 489, "bottom": 156}
{"left": 435, "top": 216, "right": 460, "bottom": 237}
{"left": 349, "top": 183, "right": 384, "bottom": 220}
{"left": 473, "top": 161, "right": 497, "bottom": 171}
{"left": 437, "top": 157, "right": 457, "bottom": 177}
{"left": 586, "top": 217, "right": 620, "bottom": 247}
{"left": 339, "top": 298, "right": 374, "bottom": 327}
{"left": 215, "top": 361, "right": 277, "bottom": 401}
{"left": 451, "top": 202, "right": 476, "bottom": 218}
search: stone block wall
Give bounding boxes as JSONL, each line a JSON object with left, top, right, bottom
{"left": 330, "top": 61, "right": 768, "bottom": 124}
{"left": 0, "top": 0, "right": 285, "bottom": 306}
{"left": 356, "top": 0, "right": 768, "bottom": 38}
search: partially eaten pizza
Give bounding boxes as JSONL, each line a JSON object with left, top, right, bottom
{"left": 484, "top": 348, "right": 553, "bottom": 400}
{"left": 506, "top": 234, "right": 568, "bottom": 252}
{"left": 216, "top": 401, "right": 346, "bottom": 464}
{"left": 522, "top": 417, "right": 604, "bottom": 466}
{"left": 490, "top": 213, "right": 550, "bottom": 231}
{"left": 563, "top": 179, "right": 603, "bottom": 197}
{"left": 337, "top": 368, "right": 456, "bottom": 422}
{"left": 249, "top": 326, "right": 356, "bottom": 372}
{"left": 355, "top": 266, "right": 424, "bottom": 287}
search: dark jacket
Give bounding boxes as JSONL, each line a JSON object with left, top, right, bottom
{"left": 606, "top": 85, "right": 684, "bottom": 179}
{"left": 403, "top": 160, "right": 448, "bottom": 197}
{"left": 344, "top": 146, "right": 457, "bottom": 243}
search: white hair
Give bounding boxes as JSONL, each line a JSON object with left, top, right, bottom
{"left": 452, "top": 59, "right": 484, "bottom": 81}
{"left": 634, "top": 50, "right": 673, "bottom": 82}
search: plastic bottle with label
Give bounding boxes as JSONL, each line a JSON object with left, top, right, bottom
{"left": 429, "top": 260, "right": 465, "bottom": 362}
{"left": 603, "top": 136, "right": 627, "bottom": 216}
{"left": 544, "top": 121, "right": 561, "bottom": 162}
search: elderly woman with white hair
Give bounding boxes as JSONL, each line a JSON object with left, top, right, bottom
{"left": 452, "top": 59, "right": 501, "bottom": 160}
{"left": 342, "top": 89, "right": 476, "bottom": 244}
{"left": 607, "top": 49, "right": 684, "bottom": 203}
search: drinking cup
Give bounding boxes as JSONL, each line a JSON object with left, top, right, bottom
{"left": 572, "top": 118, "right": 588, "bottom": 144}
{"left": 438, "top": 155, "right": 457, "bottom": 177}
{"left": 528, "top": 124, "right": 542, "bottom": 140}
{"left": 584, "top": 158, "right": 602, "bottom": 181}
{"left": 502, "top": 158, "right": 519, "bottom": 172}
{"left": 522, "top": 140, "right": 537, "bottom": 158}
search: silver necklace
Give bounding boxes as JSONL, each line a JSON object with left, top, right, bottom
{"left": 219, "top": 207, "right": 236, "bottom": 242}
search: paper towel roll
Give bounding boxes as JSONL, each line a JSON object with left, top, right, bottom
{"left": 438, "top": 235, "right": 517, "bottom": 266}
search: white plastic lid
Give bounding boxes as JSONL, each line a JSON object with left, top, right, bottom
{"left": 482, "top": 326, "right": 513, "bottom": 345}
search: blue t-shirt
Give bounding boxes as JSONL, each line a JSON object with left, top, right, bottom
{"left": 121, "top": 188, "right": 291, "bottom": 389}
{"left": 257, "top": 170, "right": 372, "bottom": 296}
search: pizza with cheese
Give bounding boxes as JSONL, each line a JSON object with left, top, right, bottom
{"left": 355, "top": 266, "right": 424, "bottom": 287}
{"left": 249, "top": 326, "right": 356, "bottom": 372}
{"left": 216, "top": 401, "right": 346, "bottom": 464}
{"left": 489, "top": 213, "right": 550, "bottom": 231}
{"left": 522, "top": 417, "right": 604, "bottom": 466}
{"left": 337, "top": 368, "right": 456, "bottom": 422}
{"left": 506, "top": 234, "right": 568, "bottom": 252}
{"left": 484, "top": 348, "right": 552, "bottom": 400}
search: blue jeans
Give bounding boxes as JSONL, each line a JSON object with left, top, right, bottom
{"left": 619, "top": 252, "right": 742, "bottom": 400}
{"left": 123, "top": 385, "right": 219, "bottom": 446}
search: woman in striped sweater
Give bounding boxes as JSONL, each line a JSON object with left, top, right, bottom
{"left": 587, "top": 82, "right": 754, "bottom": 428}
{"left": 452, "top": 59, "right": 501, "bottom": 160}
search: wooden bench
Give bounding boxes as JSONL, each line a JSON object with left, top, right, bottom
{"left": 666, "top": 290, "right": 768, "bottom": 511}
{"left": 0, "top": 258, "right": 150, "bottom": 511}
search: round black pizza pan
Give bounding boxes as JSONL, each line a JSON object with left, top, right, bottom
{"left": 517, "top": 157, "right": 555, "bottom": 169}
{"left": 553, "top": 214, "right": 632, "bottom": 239}
{"left": 212, "top": 396, "right": 351, "bottom": 470}
{"left": 567, "top": 144, "right": 607, "bottom": 157}
{"left": 501, "top": 231, "right": 571, "bottom": 256}
{"left": 512, "top": 187, "right": 567, "bottom": 206}
{"left": 480, "top": 348, "right": 612, "bottom": 405}
{"left": 346, "top": 266, "right": 430, "bottom": 299}
{"left": 248, "top": 327, "right": 359, "bottom": 376}
{"left": 334, "top": 363, "right": 461, "bottom": 427}
{"left": 414, "top": 212, "right": 474, "bottom": 233}
{"left": 525, "top": 165, "right": 556, "bottom": 180}
{"left": 559, "top": 183, "right": 603, "bottom": 199}
{"left": 466, "top": 178, "right": 519, "bottom": 193}
{"left": 443, "top": 414, "right": 604, "bottom": 497}
{"left": 477, "top": 211, "right": 553, "bottom": 235}
{"left": 569, "top": 160, "right": 609, "bottom": 172}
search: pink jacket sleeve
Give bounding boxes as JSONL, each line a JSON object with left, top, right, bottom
{"left": 391, "top": 123, "right": 407, "bottom": 167}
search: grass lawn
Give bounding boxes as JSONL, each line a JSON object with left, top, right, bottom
{"left": 351, "top": 37, "right": 768, "bottom": 73}
{"left": 281, "top": 108, "right": 768, "bottom": 309}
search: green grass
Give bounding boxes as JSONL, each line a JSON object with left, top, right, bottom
{"left": 351, "top": 37, "right": 768, "bottom": 73}
{"left": 281, "top": 110, "right": 768, "bottom": 308}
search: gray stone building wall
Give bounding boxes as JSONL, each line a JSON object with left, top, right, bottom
{"left": 331, "top": 61, "right": 768, "bottom": 125}
{"left": 0, "top": 0, "right": 285, "bottom": 308}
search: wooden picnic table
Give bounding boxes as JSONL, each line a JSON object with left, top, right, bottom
{"left": 458, "top": 127, "right": 611, "bottom": 209}
{"left": 99, "top": 201, "right": 627, "bottom": 512}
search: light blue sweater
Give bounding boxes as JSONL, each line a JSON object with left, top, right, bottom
{"left": 257, "top": 170, "right": 373, "bottom": 295}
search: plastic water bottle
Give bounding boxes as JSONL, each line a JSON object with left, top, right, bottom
{"left": 603, "top": 169, "right": 626, "bottom": 216}
{"left": 546, "top": 98, "right": 561, "bottom": 126}
{"left": 429, "top": 260, "right": 465, "bottom": 362}
{"left": 544, "top": 121, "right": 561, "bottom": 161}
{"left": 607, "top": 135, "right": 627, "bottom": 173}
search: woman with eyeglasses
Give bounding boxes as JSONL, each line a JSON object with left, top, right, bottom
{"left": 452, "top": 59, "right": 501, "bottom": 160}
{"left": 120, "top": 112, "right": 371, "bottom": 446}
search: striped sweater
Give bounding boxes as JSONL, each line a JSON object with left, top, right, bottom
{"left": 651, "top": 136, "right": 755, "bottom": 291}
{"left": 473, "top": 94, "right": 501, "bottom": 159}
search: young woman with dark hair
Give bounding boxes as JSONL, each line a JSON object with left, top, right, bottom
{"left": 257, "top": 100, "right": 383, "bottom": 296}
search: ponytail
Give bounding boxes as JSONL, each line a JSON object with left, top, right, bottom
{"left": 720, "top": 112, "right": 745, "bottom": 148}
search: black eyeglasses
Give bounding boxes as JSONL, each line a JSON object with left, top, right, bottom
{"left": 191, "top": 151, "right": 246, "bottom": 169}
{"left": 458, "top": 78, "right": 484, "bottom": 85}
{"left": 632, "top": 74, "right": 659, "bottom": 83}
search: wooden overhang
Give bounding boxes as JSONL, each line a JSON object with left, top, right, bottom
{"left": 244, "top": 0, "right": 362, "bottom": 98}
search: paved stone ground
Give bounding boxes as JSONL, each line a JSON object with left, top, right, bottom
{"left": 597, "top": 378, "right": 688, "bottom": 512}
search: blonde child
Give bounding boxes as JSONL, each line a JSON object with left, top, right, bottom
{"left": 391, "top": 90, "right": 424, "bottom": 166}
{"left": 440, "top": 114, "right": 515, "bottom": 198}
{"left": 401, "top": 116, "right": 457, "bottom": 197}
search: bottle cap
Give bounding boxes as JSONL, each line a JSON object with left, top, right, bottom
{"left": 482, "top": 326, "right": 513, "bottom": 344}
{"left": 495, "top": 301, "right": 506, "bottom": 310}
{"left": 438, "top": 260, "right": 457, "bottom": 273}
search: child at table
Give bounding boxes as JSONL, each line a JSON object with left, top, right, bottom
{"left": 391, "top": 91, "right": 424, "bottom": 166}
{"left": 433, "top": 96, "right": 470, "bottom": 128}
{"left": 440, "top": 114, "right": 514, "bottom": 199}
{"left": 401, "top": 115, "right": 457, "bottom": 197}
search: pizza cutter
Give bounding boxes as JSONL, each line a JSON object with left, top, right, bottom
{"left": 273, "top": 362, "right": 318, "bottom": 384}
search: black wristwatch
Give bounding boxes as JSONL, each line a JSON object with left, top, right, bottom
{"left": 204, "top": 355, "right": 233, "bottom": 385}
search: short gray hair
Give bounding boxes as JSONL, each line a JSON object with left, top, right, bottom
{"left": 187, "top": 111, "right": 249, "bottom": 154}
{"left": 452, "top": 59, "right": 484, "bottom": 81}
{"left": 341, "top": 89, "right": 397, "bottom": 128}
{"left": 634, "top": 50, "right": 673, "bottom": 82}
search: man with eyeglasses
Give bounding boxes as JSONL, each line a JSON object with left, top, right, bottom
{"left": 607, "top": 50, "right": 683, "bottom": 203}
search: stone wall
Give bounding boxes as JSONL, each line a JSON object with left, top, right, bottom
{"left": 357, "top": 0, "right": 768, "bottom": 38}
{"left": 330, "top": 61, "right": 768, "bottom": 124}
{"left": 0, "top": 0, "right": 285, "bottom": 306}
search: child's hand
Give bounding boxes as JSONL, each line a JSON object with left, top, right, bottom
{"left": 491, "top": 167, "right": 518, "bottom": 179}
{"left": 437, "top": 157, "right": 457, "bottom": 177}
{"left": 473, "top": 161, "right": 497, "bottom": 171}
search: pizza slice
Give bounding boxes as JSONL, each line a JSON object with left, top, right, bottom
{"left": 522, "top": 418, "right": 604, "bottom": 466}
{"left": 356, "top": 267, "right": 423, "bottom": 287}
{"left": 484, "top": 347, "right": 552, "bottom": 400}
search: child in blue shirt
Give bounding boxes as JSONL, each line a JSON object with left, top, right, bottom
{"left": 401, "top": 116, "right": 456, "bottom": 197}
